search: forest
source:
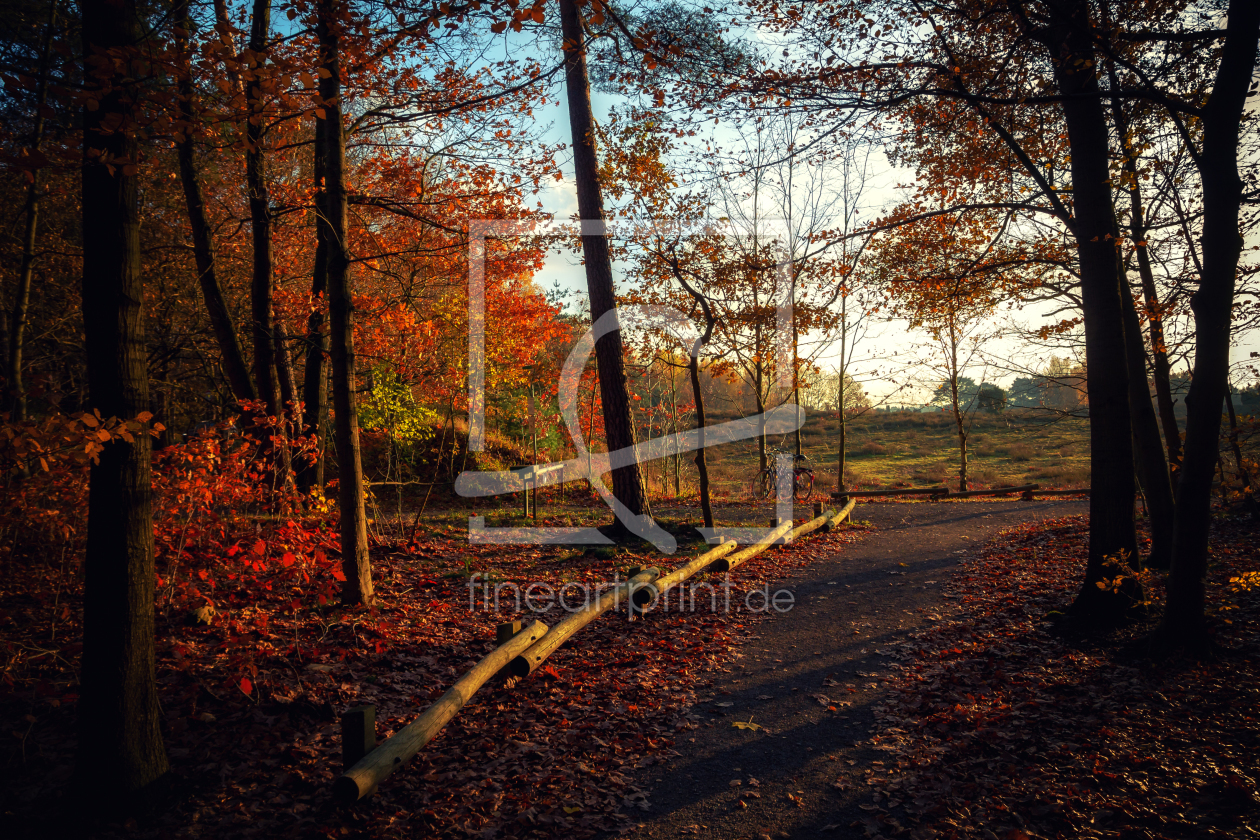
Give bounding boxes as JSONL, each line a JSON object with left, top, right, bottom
{"left": 0, "top": 0, "right": 1258, "bottom": 837}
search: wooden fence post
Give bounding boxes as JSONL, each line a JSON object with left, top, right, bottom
{"left": 341, "top": 705, "right": 376, "bottom": 772}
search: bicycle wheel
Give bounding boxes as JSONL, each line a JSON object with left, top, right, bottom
{"left": 753, "top": 468, "right": 774, "bottom": 500}
{"left": 794, "top": 469, "right": 814, "bottom": 501}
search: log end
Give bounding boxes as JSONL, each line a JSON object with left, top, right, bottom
{"left": 333, "top": 772, "right": 370, "bottom": 805}
{"left": 631, "top": 584, "right": 659, "bottom": 607}
{"left": 507, "top": 654, "right": 534, "bottom": 679}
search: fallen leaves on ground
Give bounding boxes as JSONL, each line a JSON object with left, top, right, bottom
{"left": 0, "top": 506, "right": 868, "bottom": 838}
{"left": 852, "top": 514, "right": 1260, "bottom": 840}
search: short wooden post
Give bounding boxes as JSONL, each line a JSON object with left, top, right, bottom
{"left": 496, "top": 620, "right": 524, "bottom": 645}
{"left": 812, "top": 501, "right": 823, "bottom": 518}
{"left": 770, "top": 517, "right": 788, "bottom": 528}
{"left": 341, "top": 705, "right": 376, "bottom": 771}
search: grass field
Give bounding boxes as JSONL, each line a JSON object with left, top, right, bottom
{"left": 666, "top": 408, "right": 1092, "bottom": 497}
{"left": 378, "top": 408, "right": 1093, "bottom": 541}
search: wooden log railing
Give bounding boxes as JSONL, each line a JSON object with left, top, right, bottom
{"left": 506, "top": 567, "right": 660, "bottom": 678}
{"left": 1025, "top": 487, "right": 1090, "bottom": 497}
{"left": 334, "top": 619, "right": 547, "bottom": 804}
{"left": 823, "top": 498, "right": 857, "bottom": 531}
{"left": 942, "top": 483, "right": 1039, "bottom": 499}
{"left": 331, "top": 499, "right": 862, "bottom": 804}
{"left": 834, "top": 484, "right": 1093, "bottom": 501}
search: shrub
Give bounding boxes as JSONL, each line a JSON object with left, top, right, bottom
{"left": 1005, "top": 443, "right": 1035, "bottom": 461}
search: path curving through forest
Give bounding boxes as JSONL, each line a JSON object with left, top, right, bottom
{"left": 626, "top": 499, "right": 1089, "bottom": 840}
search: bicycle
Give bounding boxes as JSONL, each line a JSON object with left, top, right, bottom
{"left": 751, "top": 450, "right": 814, "bottom": 501}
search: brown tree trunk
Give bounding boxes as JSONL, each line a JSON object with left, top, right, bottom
{"left": 246, "top": 0, "right": 279, "bottom": 416}
{"left": 76, "top": 0, "right": 169, "bottom": 802}
{"left": 950, "top": 391, "right": 969, "bottom": 492}
{"left": 317, "top": 0, "right": 373, "bottom": 606}
{"left": 690, "top": 354, "right": 714, "bottom": 530}
{"left": 174, "top": 0, "right": 255, "bottom": 406}
{"left": 273, "top": 312, "right": 297, "bottom": 417}
{"left": 667, "top": 257, "right": 717, "bottom": 529}
{"left": 1157, "top": 0, "right": 1259, "bottom": 651}
{"left": 1041, "top": 0, "right": 1140, "bottom": 621}
{"left": 558, "top": 0, "right": 650, "bottom": 526}
{"left": 1224, "top": 387, "right": 1258, "bottom": 514}
{"left": 1121, "top": 287, "right": 1175, "bottom": 569}
{"left": 8, "top": 0, "right": 58, "bottom": 421}
{"left": 1106, "top": 56, "right": 1183, "bottom": 473}
{"left": 297, "top": 126, "right": 330, "bottom": 492}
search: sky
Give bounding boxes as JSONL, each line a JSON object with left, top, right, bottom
{"left": 509, "top": 66, "right": 1260, "bottom": 408}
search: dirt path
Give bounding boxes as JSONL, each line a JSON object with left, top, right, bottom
{"left": 627, "top": 499, "right": 1089, "bottom": 840}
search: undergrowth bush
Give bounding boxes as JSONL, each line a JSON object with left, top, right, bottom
{"left": 0, "top": 406, "right": 344, "bottom": 695}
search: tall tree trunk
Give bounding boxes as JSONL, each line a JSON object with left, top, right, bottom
{"left": 837, "top": 371, "right": 847, "bottom": 492}
{"left": 1159, "top": 0, "right": 1260, "bottom": 649}
{"left": 174, "top": 0, "right": 255, "bottom": 406}
{"left": 949, "top": 386, "right": 968, "bottom": 492}
{"left": 1224, "top": 386, "right": 1258, "bottom": 514}
{"left": 317, "top": 0, "right": 372, "bottom": 606}
{"left": 1136, "top": 248, "right": 1183, "bottom": 473}
{"left": 755, "top": 356, "right": 767, "bottom": 473}
{"left": 246, "top": 0, "right": 278, "bottom": 416}
{"left": 667, "top": 257, "right": 717, "bottom": 529}
{"left": 76, "top": 0, "right": 168, "bottom": 801}
{"left": 1106, "top": 45, "right": 1182, "bottom": 474}
{"left": 669, "top": 364, "right": 680, "bottom": 497}
{"left": 690, "top": 354, "right": 714, "bottom": 530}
{"left": 8, "top": 0, "right": 58, "bottom": 421}
{"left": 1042, "top": 0, "right": 1140, "bottom": 621}
{"left": 558, "top": 0, "right": 650, "bottom": 525}
{"left": 1121, "top": 287, "right": 1175, "bottom": 569}
{"left": 273, "top": 312, "right": 297, "bottom": 416}
{"left": 836, "top": 294, "right": 848, "bottom": 491}
{"left": 297, "top": 129, "right": 330, "bottom": 492}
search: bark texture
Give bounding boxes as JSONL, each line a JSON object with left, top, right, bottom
{"left": 246, "top": 0, "right": 279, "bottom": 415}
{"left": 1040, "top": 0, "right": 1140, "bottom": 620}
{"left": 1158, "top": 0, "right": 1260, "bottom": 648}
{"left": 317, "top": 0, "right": 373, "bottom": 605}
{"left": 559, "top": 0, "right": 651, "bottom": 523}
{"left": 76, "top": 0, "right": 169, "bottom": 801}
{"left": 175, "top": 0, "right": 255, "bottom": 405}
{"left": 297, "top": 127, "right": 331, "bottom": 493}
{"left": 1121, "top": 288, "right": 1175, "bottom": 569}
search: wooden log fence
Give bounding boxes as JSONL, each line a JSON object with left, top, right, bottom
{"left": 507, "top": 566, "right": 660, "bottom": 678}
{"left": 333, "top": 620, "right": 547, "bottom": 803}
{"left": 830, "top": 487, "right": 947, "bottom": 500}
{"left": 944, "top": 483, "right": 1039, "bottom": 499}
{"left": 834, "top": 484, "right": 1091, "bottom": 501}
{"left": 331, "top": 498, "right": 862, "bottom": 805}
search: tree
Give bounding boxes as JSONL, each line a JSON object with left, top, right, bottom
{"left": 316, "top": 0, "right": 372, "bottom": 606}
{"left": 76, "top": 0, "right": 168, "bottom": 802}
{"left": 173, "top": 0, "right": 256, "bottom": 406}
{"left": 558, "top": 0, "right": 652, "bottom": 532}
{"left": 977, "top": 383, "right": 1006, "bottom": 413}
{"left": 1156, "top": 0, "right": 1260, "bottom": 649}
{"left": 874, "top": 210, "right": 1039, "bottom": 491}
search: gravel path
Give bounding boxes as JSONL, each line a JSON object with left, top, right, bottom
{"left": 627, "top": 499, "right": 1089, "bottom": 840}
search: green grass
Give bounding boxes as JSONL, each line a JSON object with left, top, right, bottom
{"left": 695, "top": 408, "right": 1092, "bottom": 496}
{"left": 368, "top": 408, "right": 1091, "bottom": 535}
